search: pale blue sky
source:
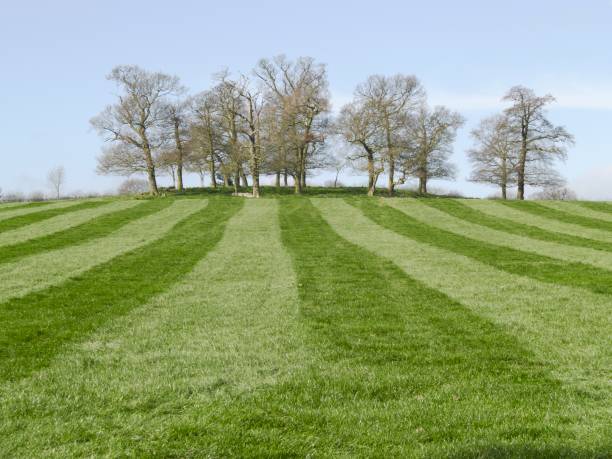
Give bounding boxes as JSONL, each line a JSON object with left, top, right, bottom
{"left": 1, "top": 0, "right": 611, "bottom": 198}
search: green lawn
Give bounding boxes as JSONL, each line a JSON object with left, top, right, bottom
{"left": 0, "top": 192, "right": 610, "bottom": 457}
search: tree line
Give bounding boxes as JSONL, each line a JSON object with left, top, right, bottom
{"left": 91, "top": 56, "right": 574, "bottom": 199}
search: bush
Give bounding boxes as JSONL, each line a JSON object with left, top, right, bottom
{"left": 29, "top": 191, "right": 46, "bottom": 201}
{"left": 532, "top": 186, "right": 577, "bottom": 201}
{"left": 118, "top": 178, "right": 149, "bottom": 195}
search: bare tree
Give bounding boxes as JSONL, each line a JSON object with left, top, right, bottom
{"left": 503, "top": 86, "right": 574, "bottom": 200}
{"left": 468, "top": 114, "right": 517, "bottom": 199}
{"left": 161, "top": 98, "right": 191, "bottom": 192}
{"left": 118, "top": 178, "right": 149, "bottom": 195}
{"left": 401, "top": 104, "right": 464, "bottom": 194}
{"left": 91, "top": 65, "right": 182, "bottom": 195}
{"left": 47, "top": 166, "right": 65, "bottom": 199}
{"left": 255, "top": 55, "right": 330, "bottom": 194}
{"left": 190, "top": 91, "right": 221, "bottom": 188}
{"left": 355, "top": 74, "right": 425, "bottom": 195}
{"left": 335, "top": 100, "right": 385, "bottom": 195}
{"left": 533, "top": 186, "right": 577, "bottom": 200}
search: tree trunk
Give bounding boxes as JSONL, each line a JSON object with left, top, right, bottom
{"left": 223, "top": 174, "right": 230, "bottom": 187}
{"left": 283, "top": 169, "right": 288, "bottom": 187}
{"left": 209, "top": 154, "right": 217, "bottom": 189}
{"left": 368, "top": 172, "right": 379, "bottom": 197}
{"left": 294, "top": 174, "right": 302, "bottom": 194}
{"left": 501, "top": 183, "right": 507, "bottom": 200}
{"left": 387, "top": 157, "right": 395, "bottom": 195}
{"left": 517, "top": 128, "right": 528, "bottom": 200}
{"left": 419, "top": 177, "right": 427, "bottom": 194}
{"left": 275, "top": 171, "right": 281, "bottom": 188}
{"left": 301, "top": 169, "right": 306, "bottom": 189}
{"left": 240, "top": 169, "right": 249, "bottom": 188}
{"left": 143, "top": 146, "right": 159, "bottom": 196}
{"left": 233, "top": 171, "right": 239, "bottom": 193}
{"left": 174, "top": 126, "right": 184, "bottom": 192}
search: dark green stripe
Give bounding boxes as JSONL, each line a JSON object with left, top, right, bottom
{"left": 424, "top": 199, "right": 612, "bottom": 253}
{"left": 142, "top": 198, "right": 592, "bottom": 457}
{"left": 0, "top": 199, "right": 172, "bottom": 265}
{"left": 0, "top": 202, "right": 52, "bottom": 213}
{"left": 0, "top": 197, "right": 242, "bottom": 383}
{"left": 502, "top": 201, "right": 612, "bottom": 232}
{"left": 0, "top": 201, "right": 108, "bottom": 234}
{"left": 352, "top": 198, "right": 612, "bottom": 295}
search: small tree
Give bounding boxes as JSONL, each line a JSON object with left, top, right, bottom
{"left": 118, "top": 178, "right": 149, "bottom": 195}
{"left": 468, "top": 114, "right": 517, "bottom": 199}
{"left": 503, "top": 86, "right": 574, "bottom": 200}
{"left": 401, "top": 105, "right": 464, "bottom": 194}
{"left": 47, "top": 166, "right": 65, "bottom": 199}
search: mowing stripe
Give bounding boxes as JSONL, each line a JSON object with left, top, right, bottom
{"left": 0, "top": 202, "right": 50, "bottom": 212}
{"left": 463, "top": 199, "right": 612, "bottom": 244}
{"left": 0, "top": 197, "right": 241, "bottom": 383}
{"left": 209, "top": 197, "right": 598, "bottom": 457}
{"left": 0, "top": 199, "right": 204, "bottom": 304}
{"left": 313, "top": 199, "right": 611, "bottom": 401}
{"left": 575, "top": 201, "right": 612, "bottom": 213}
{"left": 0, "top": 199, "right": 170, "bottom": 265}
{"left": 538, "top": 200, "right": 612, "bottom": 222}
{"left": 426, "top": 198, "right": 612, "bottom": 253}
{"left": 75, "top": 197, "right": 602, "bottom": 457}
{"left": 352, "top": 198, "right": 612, "bottom": 295}
{"left": 392, "top": 199, "right": 612, "bottom": 271}
{"left": 0, "top": 200, "right": 108, "bottom": 233}
{"left": 0, "top": 199, "right": 142, "bottom": 249}
{"left": 0, "top": 200, "right": 82, "bottom": 222}
{"left": 0, "top": 199, "right": 303, "bottom": 457}
{"left": 502, "top": 200, "right": 612, "bottom": 232}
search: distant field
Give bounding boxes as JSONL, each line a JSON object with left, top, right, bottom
{"left": 0, "top": 192, "right": 610, "bottom": 457}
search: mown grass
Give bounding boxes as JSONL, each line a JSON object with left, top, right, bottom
{"left": 0, "top": 197, "right": 241, "bottom": 382}
{"left": 352, "top": 198, "right": 612, "bottom": 295}
{"left": 0, "top": 201, "right": 51, "bottom": 212}
{"left": 576, "top": 201, "right": 612, "bottom": 213}
{"left": 154, "top": 198, "right": 601, "bottom": 457}
{"left": 424, "top": 198, "right": 612, "bottom": 253}
{"left": 0, "top": 199, "right": 169, "bottom": 264}
{"left": 0, "top": 192, "right": 610, "bottom": 457}
{"left": 0, "top": 200, "right": 106, "bottom": 232}
{"left": 502, "top": 200, "right": 612, "bottom": 231}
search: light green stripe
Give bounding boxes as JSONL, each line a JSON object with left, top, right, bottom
{"left": 0, "top": 199, "right": 303, "bottom": 456}
{"left": 0, "top": 200, "right": 142, "bottom": 247}
{"left": 0, "top": 200, "right": 85, "bottom": 222}
{"left": 312, "top": 198, "right": 611, "bottom": 398}
{"left": 0, "top": 202, "right": 25, "bottom": 209}
{"left": 0, "top": 199, "right": 207, "bottom": 303}
{"left": 538, "top": 200, "right": 612, "bottom": 222}
{"left": 463, "top": 199, "right": 612, "bottom": 243}
{"left": 387, "top": 198, "right": 612, "bottom": 271}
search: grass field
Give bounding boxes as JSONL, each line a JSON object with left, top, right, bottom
{"left": 0, "top": 191, "right": 610, "bottom": 457}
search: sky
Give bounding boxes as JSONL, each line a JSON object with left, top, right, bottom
{"left": 1, "top": 0, "right": 611, "bottom": 199}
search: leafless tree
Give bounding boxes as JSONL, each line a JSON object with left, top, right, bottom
{"left": 118, "top": 178, "right": 149, "bottom": 195}
{"left": 468, "top": 114, "right": 517, "bottom": 199}
{"left": 503, "top": 86, "right": 574, "bottom": 200}
{"left": 47, "top": 166, "right": 65, "bottom": 199}
{"left": 96, "top": 143, "right": 149, "bottom": 176}
{"left": 255, "top": 55, "right": 330, "bottom": 194}
{"left": 355, "top": 74, "right": 425, "bottom": 195}
{"left": 90, "top": 65, "right": 182, "bottom": 195}
{"left": 190, "top": 91, "right": 221, "bottom": 188}
{"left": 532, "top": 186, "right": 577, "bottom": 200}
{"left": 335, "top": 100, "right": 385, "bottom": 195}
{"left": 401, "top": 104, "right": 464, "bottom": 194}
{"left": 161, "top": 98, "right": 191, "bottom": 191}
